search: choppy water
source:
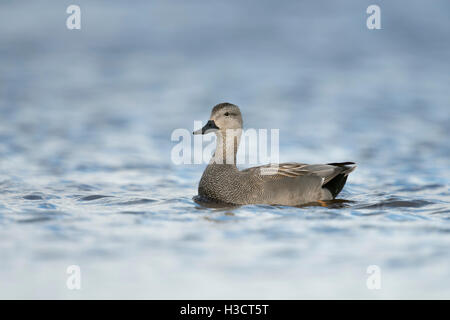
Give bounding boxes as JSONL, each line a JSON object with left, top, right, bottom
{"left": 0, "top": 0, "right": 449, "bottom": 299}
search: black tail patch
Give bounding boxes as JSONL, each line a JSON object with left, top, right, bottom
{"left": 327, "top": 161, "right": 355, "bottom": 166}
{"left": 322, "top": 173, "right": 348, "bottom": 198}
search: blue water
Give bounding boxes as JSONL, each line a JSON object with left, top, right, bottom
{"left": 0, "top": 0, "right": 449, "bottom": 298}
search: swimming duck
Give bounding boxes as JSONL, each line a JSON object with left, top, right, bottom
{"left": 193, "top": 103, "right": 356, "bottom": 206}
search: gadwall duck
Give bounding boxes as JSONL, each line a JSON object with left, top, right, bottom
{"left": 193, "top": 103, "right": 356, "bottom": 206}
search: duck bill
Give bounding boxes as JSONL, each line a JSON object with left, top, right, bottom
{"left": 193, "top": 120, "right": 220, "bottom": 135}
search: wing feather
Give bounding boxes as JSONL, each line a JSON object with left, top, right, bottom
{"left": 242, "top": 162, "right": 354, "bottom": 185}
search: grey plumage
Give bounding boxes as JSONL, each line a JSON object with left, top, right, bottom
{"left": 194, "top": 103, "right": 356, "bottom": 206}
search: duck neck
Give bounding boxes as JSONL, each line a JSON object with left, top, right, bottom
{"left": 211, "top": 129, "right": 241, "bottom": 165}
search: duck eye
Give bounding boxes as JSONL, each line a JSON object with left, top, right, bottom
{"left": 224, "top": 112, "right": 230, "bottom": 116}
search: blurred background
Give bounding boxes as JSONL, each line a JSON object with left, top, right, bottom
{"left": 0, "top": 0, "right": 449, "bottom": 298}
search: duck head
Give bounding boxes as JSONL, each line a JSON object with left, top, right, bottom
{"left": 193, "top": 103, "right": 243, "bottom": 135}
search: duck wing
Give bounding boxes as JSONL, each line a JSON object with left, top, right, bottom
{"left": 242, "top": 162, "right": 356, "bottom": 184}
{"left": 241, "top": 162, "right": 356, "bottom": 204}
